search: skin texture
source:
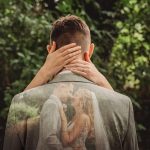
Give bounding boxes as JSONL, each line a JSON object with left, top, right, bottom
{"left": 59, "top": 91, "right": 91, "bottom": 147}
{"left": 24, "top": 42, "right": 82, "bottom": 91}
{"left": 59, "top": 106, "right": 90, "bottom": 147}
{"left": 65, "top": 57, "right": 113, "bottom": 90}
{"left": 24, "top": 41, "right": 113, "bottom": 91}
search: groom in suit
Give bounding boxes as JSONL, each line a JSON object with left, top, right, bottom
{"left": 3, "top": 15, "right": 139, "bottom": 150}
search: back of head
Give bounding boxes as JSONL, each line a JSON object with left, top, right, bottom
{"left": 50, "top": 15, "right": 91, "bottom": 52}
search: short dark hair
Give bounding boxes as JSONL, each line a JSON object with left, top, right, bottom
{"left": 50, "top": 15, "right": 91, "bottom": 52}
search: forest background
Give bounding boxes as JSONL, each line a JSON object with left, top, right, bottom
{"left": 0, "top": 0, "right": 149, "bottom": 149}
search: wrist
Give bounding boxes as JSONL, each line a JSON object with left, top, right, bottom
{"left": 41, "top": 64, "right": 54, "bottom": 81}
{"left": 95, "top": 73, "right": 106, "bottom": 86}
{"left": 96, "top": 74, "right": 113, "bottom": 90}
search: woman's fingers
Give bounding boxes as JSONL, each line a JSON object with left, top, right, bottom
{"left": 64, "top": 61, "right": 91, "bottom": 75}
{"left": 66, "top": 66, "right": 87, "bottom": 73}
{"left": 56, "top": 43, "right": 82, "bottom": 61}
{"left": 64, "top": 49, "right": 81, "bottom": 60}
{"left": 67, "top": 68, "right": 87, "bottom": 76}
{"left": 58, "top": 43, "right": 77, "bottom": 52}
{"left": 65, "top": 60, "right": 90, "bottom": 69}
{"left": 63, "top": 54, "right": 80, "bottom": 65}
{"left": 62, "top": 46, "right": 81, "bottom": 56}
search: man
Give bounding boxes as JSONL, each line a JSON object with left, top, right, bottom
{"left": 3, "top": 15, "right": 139, "bottom": 150}
{"left": 36, "top": 83, "right": 73, "bottom": 150}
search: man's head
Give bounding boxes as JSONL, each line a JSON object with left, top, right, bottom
{"left": 47, "top": 15, "right": 94, "bottom": 60}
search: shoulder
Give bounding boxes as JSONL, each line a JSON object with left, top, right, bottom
{"left": 11, "top": 84, "right": 53, "bottom": 105}
{"left": 109, "top": 91, "right": 132, "bottom": 117}
{"left": 100, "top": 89, "right": 132, "bottom": 119}
{"left": 108, "top": 91, "right": 131, "bottom": 110}
{"left": 93, "top": 85, "right": 132, "bottom": 112}
{"left": 92, "top": 86, "right": 132, "bottom": 125}
{"left": 98, "top": 89, "right": 133, "bottom": 138}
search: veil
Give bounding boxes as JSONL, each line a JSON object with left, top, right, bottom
{"left": 91, "top": 92, "right": 110, "bottom": 150}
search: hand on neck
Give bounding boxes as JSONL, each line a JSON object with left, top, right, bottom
{"left": 61, "top": 55, "right": 85, "bottom": 72}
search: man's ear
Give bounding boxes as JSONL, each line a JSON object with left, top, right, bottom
{"left": 89, "top": 43, "right": 94, "bottom": 58}
{"left": 47, "top": 41, "right": 56, "bottom": 53}
{"left": 47, "top": 44, "right": 51, "bottom": 53}
{"left": 84, "top": 43, "right": 94, "bottom": 62}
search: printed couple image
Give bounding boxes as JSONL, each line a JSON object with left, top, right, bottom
{"left": 37, "top": 83, "right": 97, "bottom": 150}
{"left": 5, "top": 82, "right": 108, "bottom": 150}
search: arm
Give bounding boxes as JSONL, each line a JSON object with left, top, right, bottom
{"left": 24, "top": 42, "right": 81, "bottom": 91}
{"left": 59, "top": 107, "right": 89, "bottom": 146}
{"left": 24, "top": 65, "right": 53, "bottom": 91}
{"left": 122, "top": 100, "right": 139, "bottom": 150}
{"left": 65, "top": 59, "right": 113, "bottom": 91}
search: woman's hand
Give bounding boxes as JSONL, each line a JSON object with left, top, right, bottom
{"left": 24, "top": 42, "right": 81, "bottom": 91}
{"left": 65, "top": 53, "right": 113, "bottom": 90}
{"left": 43, "top": 42, "right": 82, "bottom": 79}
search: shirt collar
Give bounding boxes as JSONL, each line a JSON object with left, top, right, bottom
{"left": 48, "top": 70, "right": 95, "bottom": 84}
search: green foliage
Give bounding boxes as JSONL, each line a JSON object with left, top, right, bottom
{"left": 8, "top": 102, "right": 38, "bottom": 125}
{"left": 109, "top": 0, "right": 150, "bottom": 98}
{"left": 0, "top": 0, "right": 149, "bottom": 148}
{"left": 0, "top": 0, "right": 118, "bottom": 105}
{"left": 0, "top": 1, "right": 53, "bottom": 104}
{"left": 108, "top": 1, "right": 150, "bottom": 142}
